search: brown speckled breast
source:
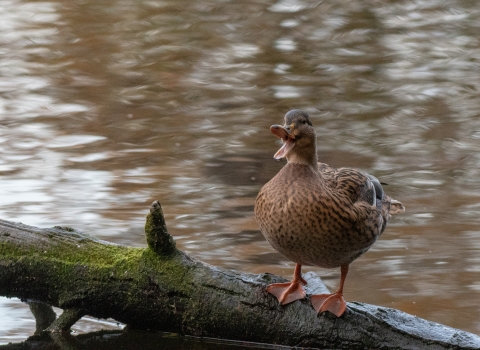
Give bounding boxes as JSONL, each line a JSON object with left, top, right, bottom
{"left": 254, "top": 163, "right": 391, "bottom": 268}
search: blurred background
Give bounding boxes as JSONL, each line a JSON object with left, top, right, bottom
{"left": 1, "top": 0, "right": 480, "bottom": 344}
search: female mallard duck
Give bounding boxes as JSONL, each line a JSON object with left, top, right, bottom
{"left": 255, "top": 109, "right": 404, "bottom": 317}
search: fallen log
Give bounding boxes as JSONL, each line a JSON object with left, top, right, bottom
{"left": 0, "top": 201, "right": 479, "bottom": 349}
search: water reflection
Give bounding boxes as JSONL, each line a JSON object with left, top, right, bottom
{"left": 2, "top": 0, "right": 480, "bottom": 344}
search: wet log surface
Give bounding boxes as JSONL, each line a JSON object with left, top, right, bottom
{"left": 0, "top": 201, "right": 479, "bottom": 349}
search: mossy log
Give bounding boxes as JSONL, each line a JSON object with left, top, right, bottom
{"left": 1, "top": 201, "right": 480, "bottom": 349}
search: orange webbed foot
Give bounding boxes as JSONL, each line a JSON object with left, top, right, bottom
{"left": 311, "top": 264, "right": 349, "bottom": 317}
{"left": 267, "top": 280, "right": 306, "bottom": 305}
{"left": 311, "top": 293, "right": 346, "bottom": 317}
{"left": 266, "top": 263, "right": 306, "bottom": 305}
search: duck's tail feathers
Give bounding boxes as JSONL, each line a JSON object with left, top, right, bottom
{"left": 389, "top": 199, "right": 405, "bottom": 215}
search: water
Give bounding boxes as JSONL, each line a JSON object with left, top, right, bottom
{"left": 2, "top": 0, "right": 480, "bottom": 345}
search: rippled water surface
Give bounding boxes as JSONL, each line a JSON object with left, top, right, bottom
{"left": 2, "top": 0, "right": 480, "bottom": 344}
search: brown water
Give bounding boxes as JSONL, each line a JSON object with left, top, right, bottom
{"left": 2, "top": 0, "right": 480, "bottom": 344}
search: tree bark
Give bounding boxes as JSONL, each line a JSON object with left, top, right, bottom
{"left": 0, "top": 201, "right": 479, "bottom": 349}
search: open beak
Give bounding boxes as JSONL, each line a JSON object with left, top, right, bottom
{"left": 270, "top": 124, "right": 295, "bottom": 159}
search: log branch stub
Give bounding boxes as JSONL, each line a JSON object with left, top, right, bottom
{"left": 145, "top": 200, "right": 177, "bottom": 257}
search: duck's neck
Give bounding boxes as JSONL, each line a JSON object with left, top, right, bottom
{"left": 286, "top": 149, "right": 318, "bottom": 172}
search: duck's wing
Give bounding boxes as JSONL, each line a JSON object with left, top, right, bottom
{"left": 317, "top": 163, "right": 377, "bottom": 212}
{"left": 321, "top": 166, "right": 402, "bottom": 234}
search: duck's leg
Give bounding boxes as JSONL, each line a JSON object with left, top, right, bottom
{"left": 267, "top": 263, "right": 307, "bottom": 305}
{"left": 310, "top": 264, "right": 348, "bottom": 317}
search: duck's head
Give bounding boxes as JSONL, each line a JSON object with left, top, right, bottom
{"left": 270, "top": 109, "right": 317, "bottom": 166}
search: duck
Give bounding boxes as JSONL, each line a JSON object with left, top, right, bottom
{"left": 254, "top": 109, "right": 404, "bottom": 317}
